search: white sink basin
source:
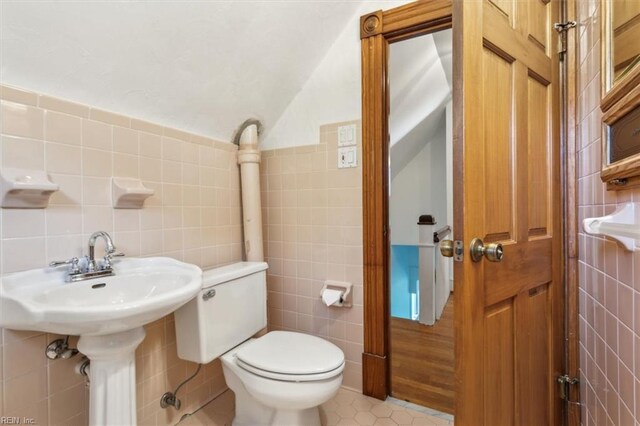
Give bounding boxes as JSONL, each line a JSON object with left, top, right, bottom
{"left": 0, "top": 256, "right": 202, "bottom": 336}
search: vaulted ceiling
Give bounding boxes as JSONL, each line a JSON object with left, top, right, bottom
{"left": 0, "top": 1, "right": 363, "bottom": 142}
{"left": 389, "top": 29, "right": 452, "bottom": 178}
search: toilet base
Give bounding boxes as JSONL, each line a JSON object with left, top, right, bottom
{"left": 225, "top": 368, "right": 323, "bottom": 426}
{"left": 232, "top": 403, "right": 320, "bottom": 426}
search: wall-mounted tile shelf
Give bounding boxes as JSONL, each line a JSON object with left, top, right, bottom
{"left": 583, "top": 202, "right": 640, "bottom": 251}
{"left": 112, "top": 177, "right": 154, "bottom": 209}
{"left": 0, "top": 168, "right": 59, "bottom": 208}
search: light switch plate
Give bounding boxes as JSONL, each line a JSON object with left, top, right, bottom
{"left": 338, "top": 146, "right": 357, "bottom": 168}
{"left": 338, "top": 124, "right": 357, "bottom": 147}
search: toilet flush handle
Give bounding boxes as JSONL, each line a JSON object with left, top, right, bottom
{"left": 203, "top": 289, "right": 216, "bottom": 301}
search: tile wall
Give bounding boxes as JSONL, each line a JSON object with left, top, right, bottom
{"left": 0, "top": 84, "right": 243, "bottom": 425}
{"left": 260, "top": 121, "right": 364, "bottom": 391}
{"left": 576, "top": 2, "right": 640, "bottom": 425}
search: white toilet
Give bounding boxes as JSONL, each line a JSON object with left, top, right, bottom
{"left": 174, "top": 262, "right": 344, "bottom": 426}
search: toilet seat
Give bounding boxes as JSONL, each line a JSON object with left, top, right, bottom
{"left": 235, "top": 331, "right": 345, "bottom": 382}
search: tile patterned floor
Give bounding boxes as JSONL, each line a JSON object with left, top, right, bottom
{"left": 177, "top": 387, "right": 454, "bottom": 426}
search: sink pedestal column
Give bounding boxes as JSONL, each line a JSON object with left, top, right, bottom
{"left": 78, "top": 327, "right": 146, "bottom": 426}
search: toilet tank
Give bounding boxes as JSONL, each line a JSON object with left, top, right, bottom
{"left": 174, "top": 261, "right": 268, "bottom": 364}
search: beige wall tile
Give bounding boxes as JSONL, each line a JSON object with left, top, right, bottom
{"left": 140, "top": 157, "right": 162, "bottom": 182}
{"left": 1, "top": 209, "right": 45, "bottom": 238}
{"left": 46, "top": 142, "right": 82, "bottom": 174}
{"left": 1, "top": 135, "right": 45, "bottom": 169}
{"left": 0, "top": 85, "right": 38, "bottom": 106}
{"left": 2, "top": 334, "right": 47, "bottom": 380}
{"left": 163, "top": 126, "right": 192, "bottom": 143}
{"left": 2, "top": 237, "right": 46, "bottom": 273}
{"left": 46, "top": 235, "right": 84, "bottom": 264}
{"left": 45, "top": 111, "right": 82, "bottom": 145}
{"left": 90, "top": 108, "right": 131, "bottom": 127}
{"left": 82, "top": 177, "right": 111, "bottom": 206}
{"left": 140, "top": 132, "right": 162, "bottom": 158}
{"left": 261, "top": 120, "right": 363, "bottom": 390}
{"left": 113, "top": 126, "right": 139, "bottom": 155}
{"left": 39, "top": 95, "right": 90, "bottom": 118}
{"left": 1, "top": 101, "right": 44, "bottom": 139}
{"left": 131, "top": 118, "right": 164, "bottom": 135}
{"left": 1, "top": 89, "right": 240, "bottom": 421}
{"left": 82, "top": 147, "right": 112, "bottom": 177}
{"left": 49, "top": 382, "right": 87, "bottom": 424}
{"left": 576, "top": 4, "right": 639, "bottom": 423}
{"left": 113, "top": 152, "right": 139, "bottom": 178}
{"left": 46, "top": 206, "right": 82, "bottom": 236}
{"left": 3, "top": 365, "right": 47, "bottom": 411}
{"left": 82, "top": 119, "right": 112, "bottom": 150}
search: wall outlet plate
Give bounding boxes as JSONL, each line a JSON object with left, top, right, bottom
{"left": 338, "top": 124, "right": 357, "bottom": 147}
{"left": 338, "top": 146, "right": 357, "bottom": 168}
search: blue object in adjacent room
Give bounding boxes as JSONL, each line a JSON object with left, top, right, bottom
{"left": 390, "top": 245, "right": 420, "bottom": 320}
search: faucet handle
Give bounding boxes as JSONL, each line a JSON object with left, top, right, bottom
{"left": 101, "top": 252, "right": 125, "bottom": 270}
{"left": 49, "top": 257, "right": 81, "bottom": 273}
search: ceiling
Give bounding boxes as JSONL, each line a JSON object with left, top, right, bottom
{"left": 0, "top": 1, "right": 363, "bottom": 142}
{"left": 389, "top": 29, "right": 452, "bottom": 177}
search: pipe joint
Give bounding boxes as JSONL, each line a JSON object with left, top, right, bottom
{"left": 237, "top": 149, "right": 261, "bottom": 164}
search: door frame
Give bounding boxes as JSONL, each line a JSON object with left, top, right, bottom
{"left": 360, "top": 0, "right": 453, "bottom": 400}
{"left": 360, "top": 2, "right": 579, "bottom": 423}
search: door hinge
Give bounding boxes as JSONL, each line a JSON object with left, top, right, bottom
{"left": 554, "top": 21, "right": 577, "bottom": 58}
{"left": 557, "top": 374, "right": 580, "bottom": 403}
{"left": 553, "top": 21, "right": 577, "bottom": 33}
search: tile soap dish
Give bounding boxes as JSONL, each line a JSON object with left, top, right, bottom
{"left": 583, "top": 202, "right": 640, "bottom": 251}
{"left": 112, "top": 177, "right": 154, "bottom": 209}
{"left": 0, "top": 168, "right": 59, "bottom": 208}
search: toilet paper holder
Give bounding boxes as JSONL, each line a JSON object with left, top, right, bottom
{"left": 320, "top": 280, "right": 352, "bottom": 308}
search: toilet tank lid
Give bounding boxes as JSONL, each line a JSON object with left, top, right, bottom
{"left": 202, "top": 262, "right": 268, "bottom": 288}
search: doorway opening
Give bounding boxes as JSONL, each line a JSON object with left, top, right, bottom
{"left": 387, "top": 28, "right": 455, "bottom": 415}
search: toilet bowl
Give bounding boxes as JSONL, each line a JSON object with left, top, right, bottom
{"left": 174, "top": 262, "right": 345, "bottom": 426}
{"left": 221, "top": 331, "right": 344, "bottom": 426}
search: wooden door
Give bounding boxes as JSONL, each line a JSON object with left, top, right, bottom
{"left": 453, "top": 0, "right": 563, "bottom": 425}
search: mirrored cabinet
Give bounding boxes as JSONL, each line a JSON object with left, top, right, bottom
{"left": 600, "top": 0, "right": 640, "bottom": 189}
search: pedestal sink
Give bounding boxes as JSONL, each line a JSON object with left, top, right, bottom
{"left": 0, "top": 257, "right": 202, "bottom": 426}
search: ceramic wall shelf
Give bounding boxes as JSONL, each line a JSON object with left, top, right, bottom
{"left": 0, "top": 168, "right": 59, "bottom": 208}
{"left": 583, "top": 202, "right": 640, "bottom": 251}
{"left": 112, "top": 177, "right": 154, "bottom": 209}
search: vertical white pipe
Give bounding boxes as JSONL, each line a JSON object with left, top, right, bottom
{"left": 237, "top": 124, "right": 264, "bottom": 262}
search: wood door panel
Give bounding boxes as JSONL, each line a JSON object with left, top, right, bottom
{"left": 484, "top": 299, "right": 515, "bottom": 426}
{"left": 487, "top": 0, "right": 514, "bottom": 27}
{"left": 527, "top": 0, "right": 550, "bottom": 53}
{"left": 528, "top": 75, "right": 551, "bottom": 238}
{"left": 516, "top": 282, "right": 552, "bottom": 426}
{"left": 483, "top": 47, "right": 515, "bottom": 241}
{"left": 484, "top": 239, "right": 552, "bottom": 310}
{"left": 455, "top": 0, "right": 562, "bottom": 423}
{"left": 483, "top": 2, "right": 553, "bottom": 82}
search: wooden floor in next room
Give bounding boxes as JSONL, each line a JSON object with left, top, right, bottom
{"left": 390, "top": 296, "right": 454, "bottom": 414}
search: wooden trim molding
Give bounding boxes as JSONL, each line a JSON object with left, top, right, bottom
{"left": 599, "top": 0, "right": 640, "bottom": 189}
{"left": 361, "top": 31, "right": 390, "bottom": 400}
{"left": 360, "top": 0, "right": 453, "bottom": 41}
{"left": 567, "top": 0, "right": 581, "bottom": 423}
{"left": 599, "top": 68, "right": 640, "bottom": 187}
{"left": 360, "top": 0, "right": 452, "bottom": 401}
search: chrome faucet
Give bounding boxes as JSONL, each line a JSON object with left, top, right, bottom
{"left": 88, "top": 231, "right": 115, "bottom": 271}
{"left": 50, "top": 231, "right": 125, "bottom": 282}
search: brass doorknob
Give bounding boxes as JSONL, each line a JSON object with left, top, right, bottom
{"left": 470, "top": 238, "right": 504, "bottom": 262}
{"left": 440, "top": 240, "right": 454, "bottom": 258}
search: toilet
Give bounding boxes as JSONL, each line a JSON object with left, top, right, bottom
{"left": 174, "top": 262, "right": 344, "bottom": 426}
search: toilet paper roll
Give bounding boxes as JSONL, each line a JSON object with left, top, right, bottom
{"left": 321, "top": 289, "right": 344, "bottom": 306}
